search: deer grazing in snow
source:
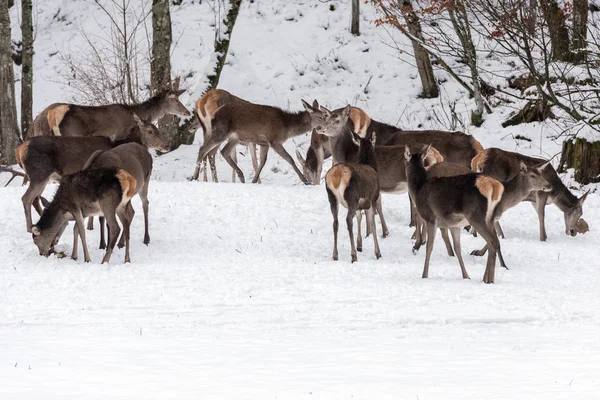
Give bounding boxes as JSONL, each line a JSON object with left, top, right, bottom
{"left": 406, "top": 145, "right": 503, "bottom": 284}
{"left": 326, "top": 131, "right": 381, "bottom": 262}
{"left": 27, "top": 89, "right": 190, "bottom": 139}
{"left": 190, "top": 89, "right": 322, "bottom": 184}
{"left": 31, "top": 167, "right": 138, "bottom": 264}
{"left": 472, "top": 148, "right": 588, "bottom": 241}
{"left": 16, "top": 114, "right": 167, "bottom": 234}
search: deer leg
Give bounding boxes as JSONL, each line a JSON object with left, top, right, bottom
{"left": 409, "top": 198, "right": 415, "bottom": 227}
{"left": 495, "top": 221, "right": 505, "bottom": 239}
{"left": 73, "top": 210, "right": 92, "bottom": 263}
{"left": 71, "top": 223, "right": 79, "bottom": 261}
{"left": 327, "top": 188, "right": 339, "bottom": 261}
{"left": 252, "top": 145, "right": 269, "bottom": 184}
{"left": 193, "top": 138, "right": 224, "bottom": 181}
{"left": 87, "top": 217, "right": 94, "bottom": 231}
{"left": 346, "top": 208, "right": 358, "bottom": 263}
{"left": 231, "top": 147, "right": 238, "bottom": 183}
{"left": 221, "top": 139, "right": 245, "bottom": 183}
{"left": 139, "top": 183, "right": 150, "bottom": 245}
{"left": 315, "top": 147, "right": 324, "bottom": 185}
{"left": 202, "top": 158, "right": 208, "bottom": 182}
{"left": 99, "top": 217, "right": 106, "bottom": 249}
{"left": 101, "top": 210, "right": 120, "bottom": 264}
{"left": 440, "top": 228, "right": 455, "bottom": 257}
{"left": 422, "top": 222, "right": 437, "bottom": 279}
{"left": 118, "top": 205, "right": 134, "bottom": 249}
{"left": 249, "top": 143, "right": 261, "bottom": 184}
{"left": 470, "top": 220, "right": 499, "bottom": 284}
{"left": 366, "top": 206, "right": 381, "bottom": 259}
{"left": 355, "top": 210, "right": 363, "bottom": 252}
{"left": 375, "top": 196, "right": 389, "bottom": 238}
{"left": 270, "top": 142, "right": 310, "bottom": 185}
{"left": 22, "top": 179, "right": 48, "bottom": 232}
{"left": 33, "top": 196, "right": 44, "bottom": 215}
{"left": 535, "top": 192, "right": 548, "bottom": 241}
{"left": 209, "top": 153, "right": 218, "bottom": 183}
{"left": 449, "top": 227, "right": 469, "bottom": 279}
{"left": 413, "top": 212, "right": 423, "bottom": 253}
{"left": 51, "top": 221, "right": 68, "bottom": 253}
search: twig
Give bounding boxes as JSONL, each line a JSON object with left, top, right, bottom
{"left": 0, "top": 167, "right": 26, "bottom": 187}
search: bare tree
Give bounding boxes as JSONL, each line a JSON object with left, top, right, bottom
{"left": 58, "top": 0, "right": 152, "bottom": 105}
{"left": 0, "top": 0, "right": 20, "bottom": 164}
{"left": 540, "top": 0, "right": 571, "bottom": 61}
{"left": 572, "top": 0, "right": 589, "bottom": 63}
{"left": 351, "top": 0, "right": 360, "bottom": 35}
{"left": 21, "top": 0, "right": 33, "bottom": 136}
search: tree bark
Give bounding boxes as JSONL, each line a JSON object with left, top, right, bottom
{"left": 572, "top": 0, "right": 588, "bottom": 64}
{"left": 559, "top": 137, "right": 600, "bottom": 184}
{"left": 151, "top": 0, "right": 179, "bottom": 150}
{"left": 540, "top": 0, "right": 571, "bottom": 62}
{"left": 400, "top": 0, "right": 439, "bottom": 98}
{"left": 448, "top": 3, "right": 484, "bottom": 126}
{"left": 21, "top": 0, "right": 33, "bottom": 137}
{"left": 0, "top": 0, "right": 20, "bottom": 164}
{"left": 351, "top": 0, "right": 360, "bottom": 36}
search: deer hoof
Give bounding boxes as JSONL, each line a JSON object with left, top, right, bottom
{"left": 382, "top": 231, "right": 389, "bottom": 238}
{"left": 470, "top": 250, "right": 483, "bottom": 257}
{"left": 351, "top": 254, "right": 357, "bottom": 263}
{"left": 357, "top": 246, "right": 362, "bottom": 252}
{"left": 375, "top": 252, "right": 381, "bottom": 260}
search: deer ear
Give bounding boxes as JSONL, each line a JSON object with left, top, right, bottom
{"left": 579, "top": 190, "right": 590, "bottom": 205}
{"left": 169, "top": 89, "right": 186, "bottom": 98}
{"left": 343, "top": 105, "right": 351, "bottom": 119}
{"left": 319, "top": 105, "right": 332, "bottom": 117}
{"left": 312, "top": 99, "right": 319, "bottom": 109}
{"left": 132, "top": 113, "right": 143, "bottom": 126}
{"left": 404, "top": 146, "right": 411, "bottom": 162}
{"left": 519, "top": 161, "right": 528, "bottom": 174}
{"left": 295, "top": 149, "right": 306, "bottom": 168}
{"left": 351, "top": 132, "right": 361, "bottom": 146}
{"left": 537, "top": 160, "right": 551, "bottom": 171}
{"left": 301, "top": 99, "right": 314, "bottom": 112}
{"left": 421, "top": 144, "right": 432, "bottom": 161}
{"left": 370, "top": 132, "right": 377, "bottom": 146}
{"left": 32, "top": 225, "right": 41, "bottom": 236}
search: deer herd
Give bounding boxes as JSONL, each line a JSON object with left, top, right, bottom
{"left": 9, "top": 88, "right": 590, "bottom": 284}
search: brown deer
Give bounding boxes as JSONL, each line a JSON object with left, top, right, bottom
{"left": 16, "top": 114, "right": 167, "bottom": 233}
{"left": 83, "top": 141, "right": 156, "bottom": 249}
{"left": 31, "top": 167, "right": 138, "bottom": 264}
{"left": 190, "top": 90, "right": 322, "bottom": 184}
{"left": 469, "top": 160, "right": 552, "bottom": 268}
{"left": 27, "top": 90, "right": 189, "bottom": 139}
{"left": 326, "top": 131, "right": 381, "bottom": 262}
{"left": 472, "top": 148, "right": 588, "bottom": 241}
{"left": 405, "top": 145, "right": 503, "bottom": 284}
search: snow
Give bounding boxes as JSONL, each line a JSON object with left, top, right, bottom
{"left": 2, "top": 0, "right": 600, "bottom": 398}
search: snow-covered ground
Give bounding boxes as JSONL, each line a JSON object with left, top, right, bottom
{"left": 2, "top": 0, "right": 600, "bottom": 398}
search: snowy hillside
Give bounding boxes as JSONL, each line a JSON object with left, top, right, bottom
{"left": 2, "top": 0, "right": 600, "bottom": 399}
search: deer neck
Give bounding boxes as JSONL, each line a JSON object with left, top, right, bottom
{"left": 113, "top": 126, "right": 142, "bottom": 147}
{"left": 128, "top": 96, "right": 166, "bottom": 122}
{"left": 553, "top": 187, "right": 578, "bottom": 213}
{"left": 359, "top": 144, "right": 377, "bottom": 172}
{"left": 407, "top": 156, "right": 427, "bottom": 193}
{"left": 497, "top": 174, "right": 530, "bottom": 212}
{"left": 285, "top": 111, "right": 312, "bottom": 138}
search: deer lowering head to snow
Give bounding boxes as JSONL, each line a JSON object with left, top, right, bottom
{"left": 16, "top": 114, "right": 167, "bottom": 233}
{"left": 471, "top": 148, "right": 588, "bottom": 241}
{"left": 190, "top": 89, "right": 322, "bottom": 184}
{"left": 469, "top": 160, "right": 552, "bottom": 268}
{"left": 26, "top": 89, "right": 189, "bottom": 140}
{"left": 31, "top": 167, "right": 137, "bottom": 264}
{"left": 405, "top": 145, "right": 504, "bottom": 283}
{"left": 326, "top": 131, "right": 381, "bottom": 263}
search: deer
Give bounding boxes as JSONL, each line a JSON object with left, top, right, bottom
{"left": 469, "top": 160, "right": 553, "bottom": 268}
{"left": 31, "top": 167, "right": 138, "bottom": 264}
{"left": 405, "top": 145, "right": 504, "bottom": 284}
{"left": 471, "top": 148, "right": 589, "bottom": 241}
{"left": 190, "top": 89, "right": 322, "bottom": 184}
{"left": 326, "top": 131, "right": 381, "bottom": 262}
{"left": 27, "top": 89, "right": 190, "bottom": 139}
{"left": 16, "top": 114, "right": 167, "bottom": 234}
{"left": 189, "top": 96, "right": 265, "bottom": 183}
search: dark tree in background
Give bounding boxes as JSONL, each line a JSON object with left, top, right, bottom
{"left": 151, "top": 0, "right": 180, "bottom": 150}
{"left": 0, "top": 0, "right": 20, "bottom": 164}
{"left": 21, "top": 0, "right": 33, "bottom": 136}
{"left": 540, "top": 0, "right": 571, "bottom": 61}
{"left": 572, "top": 0, "right": 588, "bottom": 63}
{"left": 351, "top": 0, "right": 360, "bottom": 35}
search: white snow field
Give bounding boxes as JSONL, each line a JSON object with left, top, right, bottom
{"left": 3, "top": 0, "right": 600, "bottom": 398}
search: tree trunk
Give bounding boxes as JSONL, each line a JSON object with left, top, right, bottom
{"left": 151, "top": 0, "right": 179, "bottom": 150}
{"left": 0, "top": 0, "right": 20, "bottom": 164}
{"left": 540, "top": 0, "right": 571, "bottom": 62}
{"left": 351, "top": 0, "right": 360, "bottom": 36}
{"left": 448, "top": 3, "right": 484, "bottom": 126}
{"left": 559, "top": 137, "right": 600, "bottom": 184}
{"left": 21, "top": 0, "right": 33, "bottom": 137}
{"left": 400, "top": 0, "right": 439, "bottom": 98}
{"left": 572, "top": 0, "right": 588, "bottom": 64}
